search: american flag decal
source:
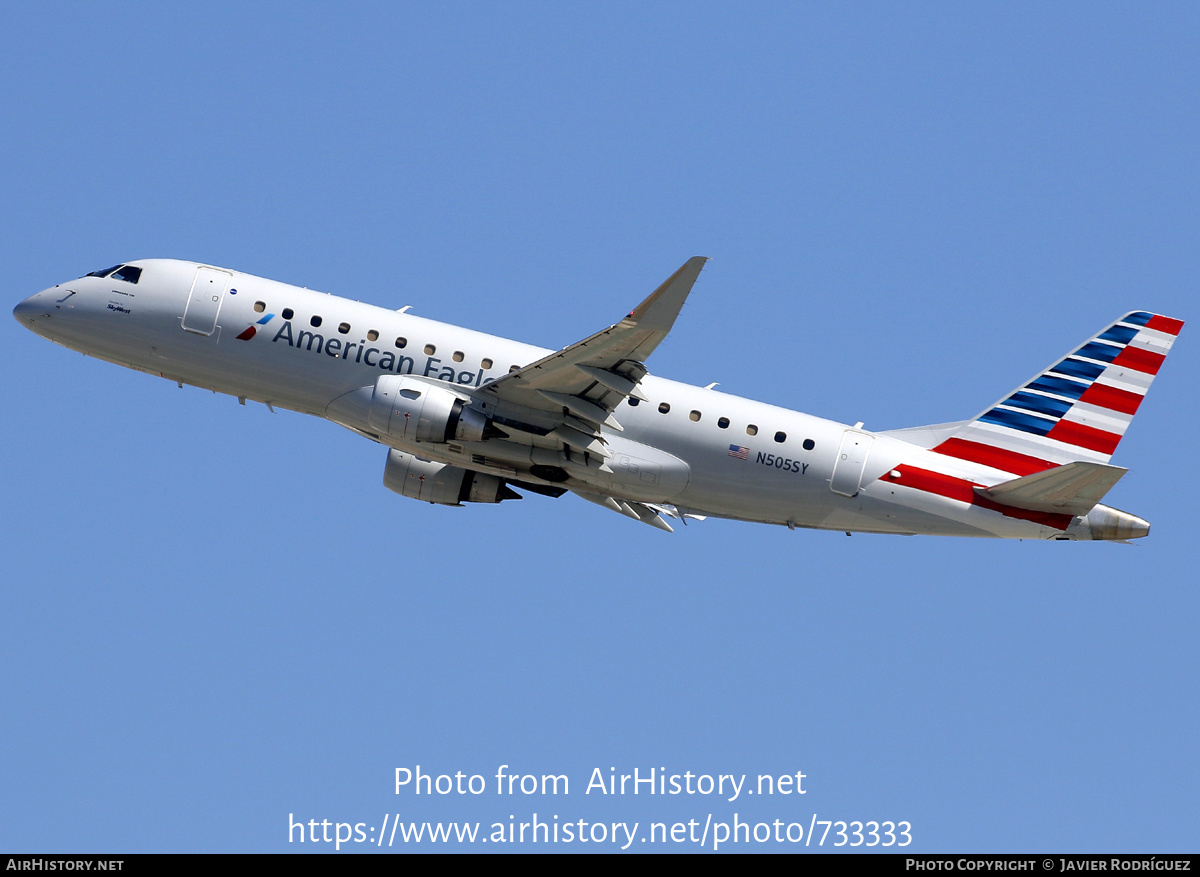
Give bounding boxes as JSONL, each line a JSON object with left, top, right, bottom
{"left": 728, "top": 444, "right": 749, "bottom": 460}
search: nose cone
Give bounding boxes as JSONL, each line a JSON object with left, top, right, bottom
{"left": 14, "top": 289, "right": 59, "bottom": 336}
{"left": 14, "top": 292, "right": 43, "bottom": 323}
{"left": 14, "top": 294, "right": 42, "bottom": 324}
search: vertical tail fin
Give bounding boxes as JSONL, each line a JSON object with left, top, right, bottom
{"left": 932, "top": 311, "right": 1183, "bottom": 476}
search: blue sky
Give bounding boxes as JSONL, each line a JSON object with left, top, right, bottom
{"left": 3, "top": 2, "right": 1197, "bottom": 853}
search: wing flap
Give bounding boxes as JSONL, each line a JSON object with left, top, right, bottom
{"left": 975, "top": 461, "right": 1128, "bottom": 515}
{"left": 548, "top": 423, "right": 612, "bottom": 458}
{"left": 536, "top": 389, "right": 623, "bottom": 431}
{"left": 575, "top": 491, "right": 676, "bottom": 532}
{"left": 576, "top": 364, "right": 650, "bottom": 401}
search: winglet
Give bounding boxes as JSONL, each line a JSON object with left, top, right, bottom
{"left": 624, "top": 257, "right": 708, "bottom": 333}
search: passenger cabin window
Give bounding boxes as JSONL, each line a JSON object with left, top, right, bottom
{"left": 509, "top": 365, "right": 520, "bottom": 373}
{"left": 424, "top": 344, "right": 436, "bottom": 355}
{"left": 253, "top": 301, "right": 266, "bottom": 313}
{"left": 718, "top": 417, "right": 730, "bottom": 429}
{"left": 689, "top": 410, "right": 701, "bottom": 422}
{"left": 452, "top": 351, "right": 464, "bottom": 363}
{"left": 658, "top": 402, "right": 671, "bottom": 414}
{"left": 338, "top": 322, "right": 351, "bottom": 335}
{"left": 481, "top": 358, "right": 493, "bottom": 370}
{"left": 367, "top": 330, "right": 379, "bottom": 342}
{"left": 803, "top": 439, "right": 815, "bottom": 451}
{"left": 628, "top": 398, "right": 640, "bottom": 407}
{"left": 774, "top": 431, "right": 787, "bottom": 443}
{"left": 395, "top": 337, "right": 407, "bottom": 348}
{"left": 282, "top": 308, "right": 294, "bottom": 320}
{"left": 111, "top": 265, "right": 142, "bottom": 284}
{"left": 746, "top": 424, "right": 758, "bottom": 436}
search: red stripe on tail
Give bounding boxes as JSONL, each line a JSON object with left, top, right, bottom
{"left": 1046, "top": 420, "right": 1121, "bottom": 455}
{"left": 1078, "top": 383, "right": 1143, "bottom": 415}
{"left": 1146, "top": 315, "right": 1184, "bottom": 336}
{"left": 931, "top": 438, "right": 1057, "bottom": 476}
{"left": 1112, "top": 345, "right": 1165, "bottom": 375}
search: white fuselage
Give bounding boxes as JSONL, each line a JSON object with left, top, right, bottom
{"left": 14, "top": 259, "right": 1133, "bottom": 539}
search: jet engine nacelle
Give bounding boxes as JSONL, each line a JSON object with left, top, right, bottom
{"left": 382, "top": 449, "right": 518, "bottom": 505}
{"left": 367, "top": 375, "right": 489, "bottom": 443}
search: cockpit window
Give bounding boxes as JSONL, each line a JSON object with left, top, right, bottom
{"left": 111, "top": 265, "right": 142, "bottom": 284}
{"left": 86, "top": 264, "right": 123, "bottom": 278}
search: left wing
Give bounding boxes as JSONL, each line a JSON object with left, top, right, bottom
{"left": 477, "top": 257, "right": 708, "bottom": 454}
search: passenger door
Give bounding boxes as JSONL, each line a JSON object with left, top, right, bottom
{"left": 181, "top": 266, "right": 231, "bottom": 335}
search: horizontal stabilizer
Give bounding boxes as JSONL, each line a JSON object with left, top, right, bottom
{"left": 976, "top": 461, "right": 1127, "bottom": 516}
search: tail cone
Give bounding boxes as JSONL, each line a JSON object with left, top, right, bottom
{"left": 1087, "top": 505, "right": 1150, "bottom": 541}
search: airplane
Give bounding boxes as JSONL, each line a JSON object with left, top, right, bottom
{"left": 13, "top": 257, "right": 1183, "bottom": 541}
